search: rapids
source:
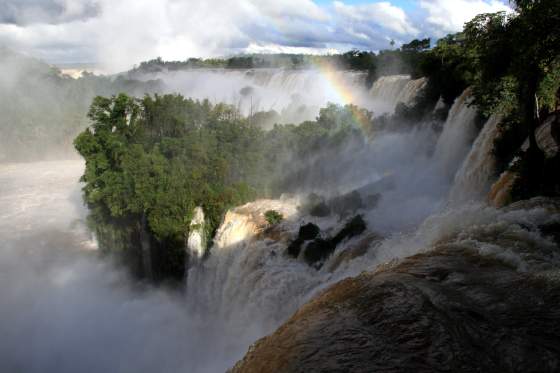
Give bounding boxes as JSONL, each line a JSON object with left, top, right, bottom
{"left": 1, "top": 75, "right": 557, "bottom": 372}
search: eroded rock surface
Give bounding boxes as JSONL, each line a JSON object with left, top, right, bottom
{"left": 232, "top": 200, "right": 560, "bottom": 373}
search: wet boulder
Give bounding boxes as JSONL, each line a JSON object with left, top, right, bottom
{"left": 332, "top": 215, "right": 366, "bottom": 246}
{"left": 287, "top": 223, "right": 321, "bottom": 258}
{"left": 303, "top": 193, "right": 331, "bottom": 217}
{"left": 539, "top": 222, "right": 560, "bottom": 246}
{"left": 298, "top": 223, "right": 320, "bottom": 241}
{"left": 287, "top": 238, "right": 304, "bottom": 258}
{"left": 303, "top": 238, "right": 336, "bottom": 267}
{"left": 231, "top": 245, "right": 560, "bottom": 373}
{"left": 302, "top": 216, "right": 367, "bottom": 268}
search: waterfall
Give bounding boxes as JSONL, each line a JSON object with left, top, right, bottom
{"left": 186, "top": 207, "right": 206, "bottom": 265}
{"left": 136, "top": 68, "right": 370, "bottom": 123}
{"left": 368, "top": 75, "right": 428, "bottom": 114}
{"left": 231, "top": 198, "right": 560, "bottom": 373}
{"left": 449, "top": 114, "right": 501, "bottom": 204}
{"left": 132, "top": 69, "right": 432, "bottom": 122}
{"left": 396, "top": 77, "right": 428, "bottom": 106}
{"left": 185, "top": 198, "right": 311, "bottom": 324}
{"left": 369, "top": 75, "right": 410, "bottom": 113}
{"left": 3, "top": 160, "right": 559, "bottom": 373}
{"left": 433, "top": 88, "right": 479, "bottom": 180}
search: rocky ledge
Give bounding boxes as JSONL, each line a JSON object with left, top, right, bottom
{"left": 231, "top": 199, "right": 560, "bottom": 373}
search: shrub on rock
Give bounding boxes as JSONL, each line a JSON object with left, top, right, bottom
{"left": 265, "top": 210, "right": 284, "bottom": 225}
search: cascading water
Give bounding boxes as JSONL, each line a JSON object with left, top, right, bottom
{"left": 396, "top": 77, "right": 428, "bottom": 107}
{"left": 180, "top": 85, "right": 506, "bottom": 369}
{"left": 2, "top": 75, "right": 558, "bottom": 373}
{"left": 136, "top": 69, "right": 371, "bottom": 122}
{"left": 187, "top": 206, "right": 206, "bottom": 264}
{"left": 433, "top": 88, "right": 479, "bottom": 180}
{"left": 369, "top": 75, "right": 411, "bottom": 111}
{"left": 230, "top": 197, "right": 560, "bottom": 372}
{"left": 134, "top": 70, "right": 427, "bottom": 123}
{"left": 449, "top": 114, "right": 501, "bottom": 204}
{"left": 368, "top": 75, "right": 427, "bottom": 113}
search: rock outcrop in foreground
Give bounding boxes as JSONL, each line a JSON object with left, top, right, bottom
{"left": 231, "top": 199, "right": 560, "bottom": 373}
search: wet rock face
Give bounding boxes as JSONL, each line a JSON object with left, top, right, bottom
{"left": 291, "top": 216, "right": 368, "bottom": 268}
{"left": 231, "top": 246, "right": 560, "bottom": 373}
{"left": 522, "top": 114, "right": 560, "bottom": 158}
{"left": 331, "top": 215, "right": 366, "bottom": 246}
{"left": 302, "top": 238, "right": 336, "bottom": 267}
{"left": 286, "top": 223, "right": 320, "bottom": 258}
{"left": 298, "top": 223, "right": 320, "bottom": 241}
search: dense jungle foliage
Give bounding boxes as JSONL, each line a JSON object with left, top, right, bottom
{"left": 75, "top": 95, "right": 369, "bottom": 281}
{"left": 76, "top": 0, "right": 560, "bottom": 282}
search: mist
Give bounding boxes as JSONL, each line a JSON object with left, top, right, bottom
{"left": 0, "top": 43, "right": 494, "bottom": 371}
{"left": 2, "top": 0, "right": 558, "bottom": 371}
{"left": 0, "top": 49, "right": 162, "bottom": 162}
{"left": 0, "top": 161, "right": 280, "bottom": 373}
{"left": 131, "top": 67, "right": 377, "bottom": 124}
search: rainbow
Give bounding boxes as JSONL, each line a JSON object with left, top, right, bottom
{"left": 311, "top": 59, "right": 373, "bottom": 134}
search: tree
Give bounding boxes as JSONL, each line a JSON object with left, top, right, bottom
{"left": 463, "top": 2, "right": 560, "bottom": 157}
{"left": 401, "top": 38, "right": 431, "bottom": 52}
{"left": 509, "top": 0, "right": 560, "bottom": 154}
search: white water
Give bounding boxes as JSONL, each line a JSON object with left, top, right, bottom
{"left": 138, "top": 69, "right": 368, "bottom": 122}
{"left": 136, "top": 70, "right": 427, "bottom": 122}
{"left": 187, "top": 207, "right": 206, "bottom": 261}
{"left": 449, "top": 114, "right": 501, "bottom": 204}
{"left": 433, "top": 88, "right": 479, "bottom": 181}
{"left": 369, "top": 75, "right": 427, "bottom": 113}
{"left": 397, "top": 77, "right": 428, "bottom": 106}
{"left": 3, "top": 80, "right": 554, "bottom": 373}
{"left": 179, "top": 84, "right": 499, "bottom": 369}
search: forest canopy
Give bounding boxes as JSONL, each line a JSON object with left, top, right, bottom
{"left": 75, "top": 94, "right": 369, "bottom": 281}
{"left": 75, "top": 0, "right": 560, "bottom": 282}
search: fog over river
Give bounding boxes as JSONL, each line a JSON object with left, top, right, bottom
{"left": 0, "top": 161, "right": 240, "bottom": 373}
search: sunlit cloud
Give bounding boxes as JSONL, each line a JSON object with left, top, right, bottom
{"left": 0, "top": 0, "right": 512, "bottom": 72}
{"left": 418, "top": 0, "right": 511, "bottom": 36}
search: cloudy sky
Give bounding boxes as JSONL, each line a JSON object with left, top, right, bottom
{"left": 0, "top": 0, "right": 510, "bottom": 72}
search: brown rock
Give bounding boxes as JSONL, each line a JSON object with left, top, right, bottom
{"left": 231, "top": 245, "right": 560, "bottom": 373}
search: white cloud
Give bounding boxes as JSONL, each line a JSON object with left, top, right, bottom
{"left": 419, "top": 0, "right": 511, "bottom": 36}
{"left": 1, "top": 0, "right": 340, "bottom": 72}
{"left": 252, "top": 0, "right": 329, "bottom": 21}
{"left": 333, "top": 1, "right": 418, "bottom": 35}
{"left": 245, "top": 42, "right": 338, "bottom": 55}
{"left": 1, "top": 0, "right": 511, "bottom": 72}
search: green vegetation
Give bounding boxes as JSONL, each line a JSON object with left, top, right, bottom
{"left": 75, "top": 93, "right": 370, "bottom": 281}
{"left": 0, "top": 48, "right": 162, "bottom": 161}
{"left": 460, "top": 0, "right": 560, "bottom": 199}
{"left": 128, "top": 52, "right": 378, "bottom": 76}
{"left": 264, "top": 210, "right": 283, "bottom": 225}
{"left": 75, "top": 94, "right": 265, "bottom": 281}
{"left": 74, "top": 0, "right": 560, "bottom": 281}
